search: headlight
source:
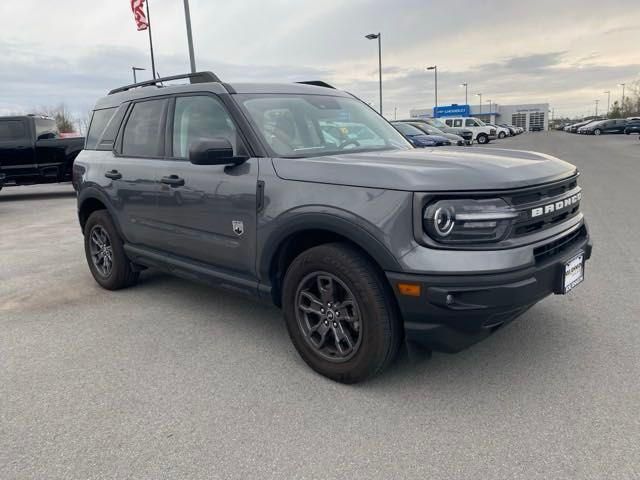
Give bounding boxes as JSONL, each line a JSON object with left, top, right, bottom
{"left": 423, "top": 198, "right": 518, "bottom": 244}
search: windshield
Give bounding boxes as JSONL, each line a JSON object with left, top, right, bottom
{"left": 427, "top": 118, "right": 448, "bottom": 129}
{"left": 411, "top": 123, "right": 442, "bottom": 135}
{"left": 237, "top": 94, "right": 412, "bottom": 158}
{"left": 393, "top": 123, "right": 424, "bottom": 136}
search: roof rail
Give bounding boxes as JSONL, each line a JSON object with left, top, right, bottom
{"left": 296, "top": 80, "right": 336, "bottom": 89}
{"left": 108, "top": 71, "right": 221, "bottom": 95}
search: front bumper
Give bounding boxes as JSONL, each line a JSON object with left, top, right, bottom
{"left": 386, "top": 226, "right": 592, "bottom": 353}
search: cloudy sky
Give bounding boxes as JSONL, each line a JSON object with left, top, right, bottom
{"left": 1, "top": 0, "right": 638, "bottom": 123}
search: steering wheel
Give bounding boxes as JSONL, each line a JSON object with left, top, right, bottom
{"left": 338, "top": 139, "right": 361, "bottom": 150}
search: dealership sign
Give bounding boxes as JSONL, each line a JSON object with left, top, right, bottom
{"left": 434, "top": 104, "right": 470, "bottom": 118}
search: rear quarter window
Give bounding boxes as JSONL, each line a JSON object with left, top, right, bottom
{"left": 86, "top": 108, "right": 117, "bottom": 150}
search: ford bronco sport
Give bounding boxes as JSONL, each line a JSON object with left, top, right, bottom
{"left": 75, "top": 72, "right": 592, "bottom": 383}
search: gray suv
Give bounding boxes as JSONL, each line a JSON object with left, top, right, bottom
{"left": 75, "top": 72, "right": 592, "bottom": 383}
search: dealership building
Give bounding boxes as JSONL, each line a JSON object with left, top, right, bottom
{"left": 409, "top": 103, "right": 550, "bottom": 131}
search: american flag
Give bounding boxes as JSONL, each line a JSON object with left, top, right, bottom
{"left": 130, "top": 0, "right": 149, "bottom": 31}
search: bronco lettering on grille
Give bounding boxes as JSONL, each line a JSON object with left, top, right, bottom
{"left": 531, "top": 192, "right": 582, "bottom": 218}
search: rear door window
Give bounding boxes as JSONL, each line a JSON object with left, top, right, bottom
{"left": 122, "top": 99, "right": 167, "bottom": 157}
{"left": 453, "top": 119, "right": 463, "bottom": 127}
{"left": 0, "top": 120, "right": 27, "bottom": 141}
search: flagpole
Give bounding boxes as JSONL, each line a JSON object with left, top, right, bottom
{"left": 145, "top": 0, "right": 157, "bottom": 79}
{"left": 183, "top": 0, "right": 196, "bottom": 73}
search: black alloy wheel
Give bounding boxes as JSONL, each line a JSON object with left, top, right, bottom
{"left": 295, "top": 271, "right": 363, "bottom": 362}
{"left": 88, "top": 225, "right": 114, "bottom": 278}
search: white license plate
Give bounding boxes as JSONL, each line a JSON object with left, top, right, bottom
{"left": 563, "top": 252, "right": 584, "bottom": 294}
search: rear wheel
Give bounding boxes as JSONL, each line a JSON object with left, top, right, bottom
{"left": 477, "top": 133, "right": 489, "bottom": 144}
{"left": 282, "top": 243, "right": 402, "bottom": 384}
{"left": 594, "top": 129, "right": 602, "bottom": 135}
{"left": 84, "top": 210, "right": 139, "bottom": 290}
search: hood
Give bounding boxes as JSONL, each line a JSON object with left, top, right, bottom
{"left": 272, "top": 147, "right": 577, "bottom": 192}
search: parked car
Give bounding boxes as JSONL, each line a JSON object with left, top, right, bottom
{"left": 397, "top": 121, "right": 466, "bottom": 146}
{"left": 499, "top": 124, "right": 518, "bottom": 136}
{"left": 567, "top": 120, "right": 591, "bottom": 133}
{"left": 392, "top": 122, "right": 451, "bottom": 147}
{"left": 487, "top": 124, "right": 511, "bottom": 138}
{"left": 0, "top": 115, "right": 84, "bottom": 192}
{"left": 624, "top": 120, "right": 640, "bottom": 135}
{"left": 530, "top": 125, "right": 544, "bottom": 132}
{"left": 74, "top": 71, "right": 592, "bottom": 383}
{"left": 582, "top": 119, "right": 627, "bottom": 135}
{"left": 577, "top": 120, "right": 608, "bottom": 134}
{"left": 441, "top": 117, "right": 497, "bottom": 144}
{"left": 401, "top": 118, "right": 473, "bottom": 145}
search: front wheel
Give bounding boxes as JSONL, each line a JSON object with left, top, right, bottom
{"left": 282, "top": 243, "right": 402, "bottom": 384}
{"left": 84, "top": 210, "right": 139, "bottom": 290}
{"left": 476, "top": 134, "right": 489, "bottom": 144}
{"left": 594, "top": 129, "right": 602, "bottom": 135}
{"left": 498, "top": 132, "right": 506, "bottom": 139}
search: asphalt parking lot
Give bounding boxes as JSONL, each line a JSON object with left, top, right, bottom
{"left": 1, "top": 132, "right": 639, "bottom": 479}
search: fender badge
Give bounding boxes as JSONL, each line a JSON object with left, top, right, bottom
{"left": 232, "top": 220, "right": 244, "bottom": 236}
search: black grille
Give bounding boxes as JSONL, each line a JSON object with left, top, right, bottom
{"left": 533, "top": 226, "right": 586, "bottom": 263}
{"left": 507, "top": 176, "right": 581, "bottom": 237}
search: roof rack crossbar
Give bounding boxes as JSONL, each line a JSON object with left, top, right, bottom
{"left": 108, "top": 71, "right": 221, "bottom": 95}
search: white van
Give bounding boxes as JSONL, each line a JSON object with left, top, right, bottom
{"left": 442, "top": 117, "right": 497, "bottom": 144}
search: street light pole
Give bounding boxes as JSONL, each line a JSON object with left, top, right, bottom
{"left": 460, "top": 83, "right": 468, "bottom": 105}
{"left": 618, "top": 83, "right": 626, "bottom": 112}
{"left": 132, "top": 66, "right": 146, "bottom": 83}
{"left": 475, "top": 93, "right": 482, "bottom": 114}
{"left": 427, "top": 66, "right": 438, "bottom": 114}
{"left": 604, "top": 90, "right": 611, "bottom": 117}
{"left": 486, "top": 100, "right": 492, "bottom": 122}
{"left": 183, "top": 0, "right": 197, "bottom": 73}
{"left": 595, "top": 99, "right": 599, "bottom": 117}
{"left": 365, "top": 33, "right": 383, "bottom": 115}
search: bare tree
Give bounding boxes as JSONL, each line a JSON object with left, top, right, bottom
{"left": 36, "top": 104, "right": 76, "bottom": 133}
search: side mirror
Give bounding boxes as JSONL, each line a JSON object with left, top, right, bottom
{"left": 189, "top": 138, "right": 246, "bottom": 166}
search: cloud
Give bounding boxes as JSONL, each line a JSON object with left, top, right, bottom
{"left": 0, "top": 0, "right": 639, "bottom": 120}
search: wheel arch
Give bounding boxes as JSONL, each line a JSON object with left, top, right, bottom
{"left": 259, "top": 213, "right": 402, "bottom": 307}
{"left": 77, "top": 187, "right": 122, "bottom": 236}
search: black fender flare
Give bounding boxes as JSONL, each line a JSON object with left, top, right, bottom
{"left": 77, "top": 186, "right": 126, "bottom": 239}
{"left": 258, "top": 209, "right": 402, "bottom": 284}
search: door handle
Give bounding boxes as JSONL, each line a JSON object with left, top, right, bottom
{"left": 161, "top": 175, "right": 185, "bottom": 187}
{"left": 105, "top": 170, "right": 122, "bottom": 180}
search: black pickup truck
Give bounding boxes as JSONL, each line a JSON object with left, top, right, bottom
{"left": 0, "top": 115, "right": 84, "bottom": 191}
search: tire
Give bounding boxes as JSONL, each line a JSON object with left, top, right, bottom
{"left": 477, "top": 134, "right": 488, "bottom": 144}
{"left": 594, "top": 129, "right": 602, "bottom": 136}
{"left": 84, "top": 210, "right": 139, "bottom": 290}
{"left": 282, "top": 243, "right": 402, "bottom": 384}
{"left": 498, "top": 132, "right": 506, "bottom": 139}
